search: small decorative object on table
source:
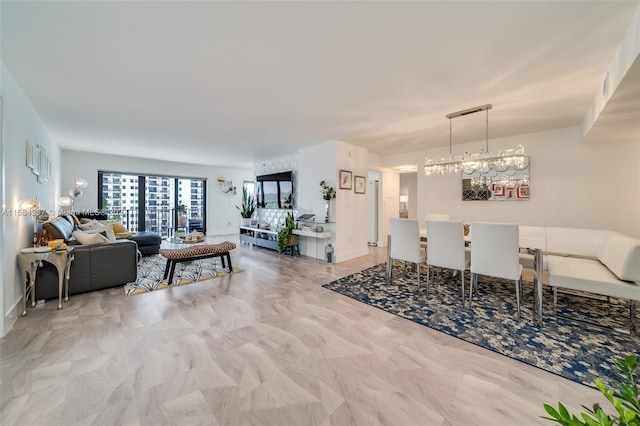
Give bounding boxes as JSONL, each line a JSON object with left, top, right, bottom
{"left": 33, "top": 230, "right": 51, "bottom": 247}
{"left": 320, "top": 180, "right": 336, "bottom": 223}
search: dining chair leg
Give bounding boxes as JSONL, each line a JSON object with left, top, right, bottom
{"left": 515, "top": 279, "right": 521, "bottom": 319}
{"left": 417, "top": 263, "right": 421, "bottom": 290}
{"left": 425, "top": 264, "right": 430, "bottom": 297}
{"left": 553, "top": 287, "right": 558, "bottom": 315}
{"left": 460, "top": 270, "right": 465, "bottom": 307}
{"left": 469, "top": 273, "right": 476, "bottom": 306}
{"left": 630, "top": 300, "right": 636, "bottom": 335}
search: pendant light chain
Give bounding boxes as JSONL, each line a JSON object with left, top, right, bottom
{"left": 449, "top": 117, "right": 453, "bottom": 156}
{"left": 485, "top": 108, "right": 489, "bottom": 153}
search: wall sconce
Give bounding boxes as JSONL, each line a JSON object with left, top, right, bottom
{"left": 20, "top": 198, "right": 41, "bottom": 244}
{"left": 20, "top": 199, "right": 41, "bottom": 212}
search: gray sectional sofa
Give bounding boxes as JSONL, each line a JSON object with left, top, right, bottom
{"left": 35, "top": 215, "right": 139, "bottom": 300}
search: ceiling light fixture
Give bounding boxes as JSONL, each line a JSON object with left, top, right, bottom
{"left": 424, "top": 104, "right": 526, "bottom": 176}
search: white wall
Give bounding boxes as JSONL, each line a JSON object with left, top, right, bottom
{"left": 582, "top": 6, "right": 640, "bottom": 139}
{"left": 296, "top": 140, "right": 370, "bottom": 262}
{"left": 1, "top": 65, "right": 61, "bottom": 336}
{"left": 335, "top": 141, "right": 369, "bottom": 262}
{"left": 61, "top": 150, "right": 253, "bottom": 235}
{"left": 297, "top": 141, "right": 337, "bottom": 259}
{"left": 383, "top": 125, "right": 640, "bottom": 237}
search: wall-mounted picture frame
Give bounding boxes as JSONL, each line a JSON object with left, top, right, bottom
{"left": 339, "top": 170, "right": 352, "bottom": 190}
{"left": 37, "top": 148, "right": 47, "bottom": 183}
{"left": 354, "top": 175, "right": 366, "bottom": 194}
{"left": 26, "top": 142, "right": 36, "bottom": 169}
{"left": 31, "top": 145, "right": 41, "bottom": 176}
{"left": 46, "top": 156, "right": 52, "bottom": 181}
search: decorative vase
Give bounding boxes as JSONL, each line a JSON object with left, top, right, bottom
{"left": 325, "top": 200, "right": 330, "bottom": 223}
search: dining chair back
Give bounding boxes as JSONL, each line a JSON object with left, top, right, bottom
{"left": 426, "top": 213, "right": 451, "bottom": 221}
{"left": 426, "top": 220, "right": 468, "bottom": 303}
{"left": 470, "top": 222, "right": 523, "bottom": 317}
{"left": 390, "top": 218, "right": 426, "bottom": 288}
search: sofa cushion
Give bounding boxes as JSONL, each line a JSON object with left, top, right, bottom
{"left": 72, "top": 230, "right": 109, "bottom": 245}
{"left": 79, "top": 219, "right": 105, "bottom": 231}
{"left": 597, "top": 232, "right": 640, "bottom": 282}
{"left": 43, "top": 216, "right": 75, "bottom": 241}
{"left": 545, "top": 227, "right": 606, "bottom": 258}
{"left": 547, "top": 255, "right": 640, "bottom": 301}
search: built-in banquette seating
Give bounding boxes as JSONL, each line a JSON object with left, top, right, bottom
{"left": 517, "top": 226, "right": 640, "bottom": 333}
{"left": 35, "top": 215, "right": 139, "bottom": 300}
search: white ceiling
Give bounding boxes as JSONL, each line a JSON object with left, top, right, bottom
{"left": 2, "top": 1, "right": 639, "bottom": 170}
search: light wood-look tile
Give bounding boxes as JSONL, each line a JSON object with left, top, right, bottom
{"left": 1, "top": 235, "right": 603, "bottom": 425}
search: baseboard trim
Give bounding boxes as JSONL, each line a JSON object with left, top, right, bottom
{"left": 3, "top": 296, "right": 21, "bottom": 337}
{"left": 336, "top": 247, "right": 369, "bottom": 263}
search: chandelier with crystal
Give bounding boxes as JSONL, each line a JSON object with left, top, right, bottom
{"left": 424, "top": 104, "right": 526, "bottom": 176}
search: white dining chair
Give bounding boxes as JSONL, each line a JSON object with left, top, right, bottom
{"left": 426, "top": 220, "right": 469, "bottom": 304}
{"left": 390, "top": 218, "right": 426, "bottom": 288}
{"left": 470, "top": 222, "right": 523, "bottom": 318}
{"left": 421, "top": 213, "right": 451, "bottom": 250}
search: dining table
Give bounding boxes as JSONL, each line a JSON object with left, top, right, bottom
{"left": 386, "top": 230, "right": 544, "bottom": 325}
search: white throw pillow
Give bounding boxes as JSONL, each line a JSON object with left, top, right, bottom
{"left": 72, "top": 230, "right": 109, "bottom": 245}
{"left": 104, "top": 229, "right": 116, "bottom": 242}
{"left": 79, "top": 219, "right": 106, "bottom": 232}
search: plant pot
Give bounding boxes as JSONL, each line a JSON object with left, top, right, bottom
{"left": 241, "top": 218, "right": 251, "bottom": 227}
{"left": 288, "top": 235, "right": 299, "bottom": 245}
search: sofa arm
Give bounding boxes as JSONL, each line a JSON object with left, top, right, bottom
{"left": 88, "top": 240, "right": 138, "bottom": 290}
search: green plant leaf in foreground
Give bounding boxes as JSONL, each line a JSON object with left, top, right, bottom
{"left": 542, "top": 355, "right": 640, "bottom": 426}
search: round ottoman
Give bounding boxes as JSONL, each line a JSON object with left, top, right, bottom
{"left": 128, "top": 232, "right": 162, "bottom": 256}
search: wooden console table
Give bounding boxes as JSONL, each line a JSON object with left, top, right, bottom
{"left": 17, "top": 247, "right": 74, "bottom": 316}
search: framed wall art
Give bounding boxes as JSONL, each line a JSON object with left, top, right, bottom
{"left": 354, "top": 175, "right": 366, "bottom": 194}
{"left": 37, "top": 148, "right": 47, "bottom": 183}
{"left": 26, "top": 142, "right": 36, "bottom": 169}
{"left": 339, "top": 170, "right": 352, "bottom": 190}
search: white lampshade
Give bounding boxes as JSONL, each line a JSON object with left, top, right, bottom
{"left": 20, "top": 199, "right": 40, "bottom": 211}
{"left": 74, "top": 178, "right": 88, "bottom": 189}
{"left": 399, "top": 195, "right": 409, "bottom": 203}
{"left": 58, "top": 196, "right": 72, "bottom": 207}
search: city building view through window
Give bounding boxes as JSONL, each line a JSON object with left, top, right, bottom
{"left": 98, "top": 172, "right": 206, "bottom": 236}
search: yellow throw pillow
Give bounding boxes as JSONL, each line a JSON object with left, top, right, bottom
{"left": 70, "top": 214, "right": 82, "bottom": 226}
{"left": 112, "top": 223, "right": 127, "bottom": 234}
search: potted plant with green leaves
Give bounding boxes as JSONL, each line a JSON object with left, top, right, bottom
{"left": 542, "top": 354, "right": 639, "bottom": 425}
{"left": 236, "top": 186, "right": 256, "bottom": 226}
{"left": 277, "top": 212, "right": 297, "bottom": 254}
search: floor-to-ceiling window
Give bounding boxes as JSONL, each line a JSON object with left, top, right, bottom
{"left": 98, "top": 171, "right": 207, "bottom": 236}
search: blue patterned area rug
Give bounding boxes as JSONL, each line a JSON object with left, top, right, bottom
{"left": 124, "top": 254, "right": 242, "bottom": 295}
{"left": 323, "top": 261, "right": 639, "bottom": 390}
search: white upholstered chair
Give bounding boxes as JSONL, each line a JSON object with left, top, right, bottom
{"left": 421, "top": 213, "right": 451, "bottom": 250}
{"left": 470, "top": 222, "right": 523, "bottom": 318}
{"left": 390, "top": 218, "right": 427, "bottom": 288}
{"left": 426, "top": 220, "right": 469, "bottom": 304}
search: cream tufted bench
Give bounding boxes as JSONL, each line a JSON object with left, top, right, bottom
{"left": 159, "top": 241, "right": 236, "bottom": 284}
